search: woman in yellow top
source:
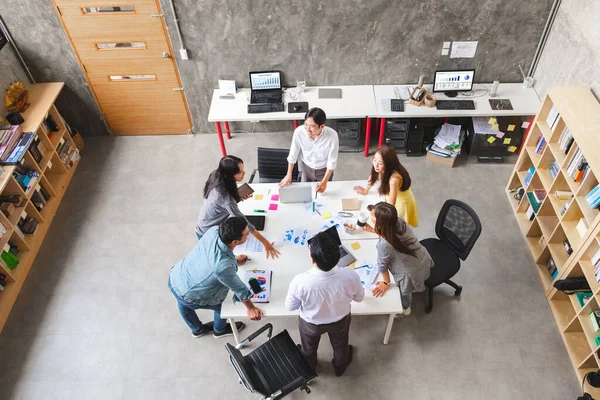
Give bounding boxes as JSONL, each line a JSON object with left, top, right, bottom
{"left": 353, "top": 145, "right": 419, "bottom": 227}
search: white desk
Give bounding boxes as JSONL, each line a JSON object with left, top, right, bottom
{"left": 207, "top": 85, "right": 378, "bottom": 156}
{"left": 371, "top": 83, "right": 540, "bottom": 148}
{"left": 222, "top": 181, "right": 403, "bottom": 346}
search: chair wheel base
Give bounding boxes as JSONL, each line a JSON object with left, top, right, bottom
{"left": 454, "top": 286, "right": 463, "bottom": 296}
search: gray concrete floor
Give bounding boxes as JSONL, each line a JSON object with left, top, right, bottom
{"left": 0, "top": 131, "right": 580, "bottom": 399}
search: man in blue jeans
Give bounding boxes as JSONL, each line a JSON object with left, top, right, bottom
{"left": 168, "top": 217, "right": 263, "bottom": 338}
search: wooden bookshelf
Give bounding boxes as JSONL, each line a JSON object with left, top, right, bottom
{"left": 506, "top": 86, "right": 600, "bottom": 396}
{"left": 0, "top": 83, "right": 81, "bottom": 332}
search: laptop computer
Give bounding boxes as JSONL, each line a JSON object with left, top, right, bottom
{"left": 245, "top": 215, "right": 265, "bottom": 231}
{"left": 308, "top": 225, "right": 356, "bottom": 268}
{"left": 249, "top": 71, "right": 283, "bottom": 104}
{"left": 279, "top": 185, "right": 312, "bottom": 203}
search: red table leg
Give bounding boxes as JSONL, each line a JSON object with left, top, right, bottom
{"left": 216, "top": 122, "right": 226, "bottom": 156}
{"left": 364, "top": 117, "right": 372, "bottom": 157}
{"left": 224, "top": 121, "right": 231, "bottom": 139}
{"left": 378, "top": 118, "right": 386, "bottom": 148}
{"left": 294, "top": 120, "right": 298, "bottom": 129}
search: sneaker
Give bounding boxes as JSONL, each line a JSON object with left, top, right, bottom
{"left": 213, "top": 321, "right": 246, "bottom": 338}
{"left": 394, "top": 307, "right": 412, "bottom": 319}
{"left": 191, "top": 322, "right": 214, "bottom": 338}
{"left": 333, "top": 345, "right": 353, "bottom": 377}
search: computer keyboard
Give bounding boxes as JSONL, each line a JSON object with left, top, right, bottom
{"left": 391, "top": 99, "right": 404, "bottom": 112}
{"left": 339, "top": 246, "right": 348, "bottom": 257}
{"left": 248, "top": 103, "right": 285, "bottom": 113}
{"left": 436, "top": 100, "right": 475, "bottom": 110}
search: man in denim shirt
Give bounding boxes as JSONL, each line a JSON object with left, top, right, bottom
{"left": 169, "top": 217, "right": 263, "bottom": 338}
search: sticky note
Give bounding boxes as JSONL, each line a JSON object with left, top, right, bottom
{"left": 254, "top": 194, "right": 263, "bottom": 200}
{"left": 508, "top": 146, "right": 517, "bottom": 153}
{"left": 322, "top": 211, "right": 332, "bottom": 219}
{"left": 271, "top": 195, "right": 279, "bottom": 201}
{"left": 268, "top": 203, "right": 278, "bottom": 211}
{"left": 443, "top": 41, "right": 451, "bottom": 49}
{"left": 348, "top": 262, "right": 356, "bottom": 268}
{"left": 441, "top": 48, "right": 449, "bottom": 56}
{"left": 496, "top": 131, "right": 505, "bottom": 138}
{"left": 507, "top": 124, "right": 516, "bottom": 131}
{"left": 492, "top": 124, "right": 499, "bottom": 131}
{"left": 504, "top": 138, "right": 511, "bottom": 145}
{"left": 522, "top": 121, "right": 530, "bottom": 129}
{"left": 487, "top": 136, "right": 496, "bottom": 143}
{"left": 351, "top": 242, "right": 361, "bottom": 251}
{"left": 488, "top": 118, "right": 496, "bottom": 125}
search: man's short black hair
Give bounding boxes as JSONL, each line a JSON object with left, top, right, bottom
{"left": 309, "top": 231, "right": 340, "bottom": 272}
{"left": 219, "top": 217, "right": 248, "bottom": 244}
{"left": 305, "top": 107, "right": 326, "bottom": 126}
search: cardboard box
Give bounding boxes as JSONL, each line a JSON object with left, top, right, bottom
{"left": 426, "top": 152, "right": 457, "bottom": 168}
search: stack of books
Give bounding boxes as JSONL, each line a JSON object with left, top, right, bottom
{"left": 561, "top": 195, "right": 575, "bottom": 216}
{"left": 546, "top": 256, "right": 558, "bottom": 279}
{"left": 28, "top": 135, "right": 49, "bottom": 165}
{"left": 535, "top": 136, "right": 547, "bottom": 154}
{"left": 546, "top": 105, "right": 561, "bottom": 130}
{"left": 591, "top": 310, "right": 600, "bottom": 333}
{"left": 17, "top": 215, "right": 38, "bottom": 235}
{"left": 31, "top": 184, "right": 51, "bottom": 212}
{"left": 57, "top": 138, "right": 80, "bottom": 169}
{"left": 565, "top": 148, "right": 589, "bottom": 183}
{"left": 526, "top": 191, "right": 544, "bottom": 214}
{"left": 593, "top": 249, "right": 600, "bottom": 283}
{"left": 585, "top": 184, "right": 600, "bottom": 209}
{"left": 558, "top": 127, "right": 574, "bottom": 154}
{"left": 524, "top": 167, "right": 536, "bottom": 187}
{"left": 0, "top": 126, "right": 23, "bottom": 162}
{"left": 548, "top": 160, "right": 560, "bottom": 179}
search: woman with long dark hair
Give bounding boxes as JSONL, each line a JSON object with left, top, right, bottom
{"left": 353, "top": 145, "right": 418, "bottom": 226}
{"left": 196, "top": 155, "right": 280, "bottom": 260}
{"left": 366, "top": 202, "right": 432, "bottom": 315}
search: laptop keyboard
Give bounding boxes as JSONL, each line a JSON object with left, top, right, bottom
{"left": 339, "top": 246, "right": 349, "bottom": 257}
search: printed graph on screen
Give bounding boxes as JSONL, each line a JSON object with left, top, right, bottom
{"left": 250, "top": 72, "right": 281, "bottom": 90}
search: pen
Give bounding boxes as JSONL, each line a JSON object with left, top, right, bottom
{"left": 312, "top": 202, "right": 315, "bottom": 212}
{"left": 354, "top": 265, "right": 369, "bottom": 270}
{"left": 253, "top": 209, "right": 267, "bottom": 213}
{"left": 315, "top": 209, "right": 322, "bottom": 216}
{"left": 315, "top": 190, "right": 318, "bottom": 199}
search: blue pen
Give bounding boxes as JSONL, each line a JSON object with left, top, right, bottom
{"left": 354, "top": 265, "right": 369, "bottom": 270}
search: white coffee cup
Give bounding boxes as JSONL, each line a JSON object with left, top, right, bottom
{"left": 357, "top": 212, "right": 369, "bottom": 228}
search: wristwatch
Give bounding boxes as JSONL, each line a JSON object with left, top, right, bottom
{"left": 382, "top": 281, "right": 390, "bottom": 286}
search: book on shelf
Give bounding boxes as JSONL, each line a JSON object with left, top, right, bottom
{"left": 2, "top": 131, "right": 35, "bottom": 165}
{"left": 561, "top": 196, "right": 575, "bottom": 216}
{"left": 17, "top": 216, "right": 38, "bottom": 235}
{"left": 534, "top": 189, "right": 547, "bottom": 203}
{"left": 563, "top": 238, "right": 573, "bottom": 256}
{"left": 586, "top": 184, "right": 600, "bottom": 209}
{"left": 576, "top": 218, "right": 589, "bottom": 238}
{"left": 591, "top": 311, "right": 600, "bottom": 333}
{"left": 576, "top": 292, "right": 593, "bottom": 307}
{"left": 524, "top": 167, "right": 536, "bottom": 187}
{"left": 526, "top": 205, "right": 535, "bottom": 221}
{"left": 546, "top": 105, "right": 561, "bottom": 130}
{"left": 558, "top": 127, "right": 574, "bottom": 153}
{"left": 526, "top": 192, "right": 542, "bottom": 214}
{"left": 548, "top": 160, "right": 560, "bottom": 179}
{"left": 556, "top": 190, "right": 572, "bottom": 200}
{"left": 593, "top": 248, "right": 600, "bottom": 268}
{"left": 535, "top": 136, "right": 547, "bottom": 154}
{"left": 0, "top": 125, "right": 23, "bottom": 162}
{"left": 546, "top": 256, "right": 558, "bottom": 279}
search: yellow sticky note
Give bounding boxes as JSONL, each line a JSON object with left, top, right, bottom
{"left": 507, "top": 124, "right": 516, "bottom": 131}
{"left": 322, "top": 211, "right": 332, "bottom": 219}
{"left": 492, "top": 124, "right": 499, "bottom": 131}
{"left": 351, "top": 242, "right": 361, "bottom": 251}
{"left": 488, "top": 118, "right": 496, "bottom": 125}
{"left": 487, "top": 136, "right": 496, "bottom": 143}
{"left": 348, "top": 262, "right": 356, "bottom": 268}
{"left": 254, "top": 194, "right": 263, "bottom": 200}
{"left": 508, "top": 146, "right": 517, "bottom": 153}
{"left": 504, "top": 138, "right": 511, "bottom": 144}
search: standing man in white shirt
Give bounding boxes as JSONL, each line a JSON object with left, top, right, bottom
{"left": 285, "top": 231, "right": 365, "bottom": 376}
{"left": 279, "top": 107, "right": 339, "bottom": 193}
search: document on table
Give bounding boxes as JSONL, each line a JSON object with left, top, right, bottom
{"left": 450, "top": 41, "right": 478, "bottom": 58}
{"left": 236, "top": 234, "right": 265, "bottom": 252}
{"left": 434, "top": 123, "right": 462, "bottom": 148}
{"left": 354, "top": 262, "right": 380, "bottom": 290}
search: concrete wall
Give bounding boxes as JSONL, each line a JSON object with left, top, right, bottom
{"left": 533, "top": 0, "right": 600, "bottom": 99}
{"left": 0, "top": 3, "right": 109, "bottom": 136}
{"left": 2, "top": 0, "right": 555, "bottom": 136}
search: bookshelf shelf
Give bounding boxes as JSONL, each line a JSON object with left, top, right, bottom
{"left": 506, "top": 86, "right": 600, "bottom": 392}
{"left": 0, "top": 83, "right": 82, "bottom": 333}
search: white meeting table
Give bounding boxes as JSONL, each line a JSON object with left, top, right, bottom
{"left": 222, "top": 181, "right": 404, "bottom": 347}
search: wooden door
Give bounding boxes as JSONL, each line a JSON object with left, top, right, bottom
{"left": 52, "top": 0, "right": 192, "bottom": 135}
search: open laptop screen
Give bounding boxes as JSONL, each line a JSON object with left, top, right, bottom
{"left": 308, "top": 225, "right": 342, "bottom": 247}
{"left": 250, "top": 71, "right": 281, "bottom": 91}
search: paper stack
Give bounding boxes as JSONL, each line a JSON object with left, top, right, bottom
{"left": 427, "top": 123, "right": 464, "bottom": 158}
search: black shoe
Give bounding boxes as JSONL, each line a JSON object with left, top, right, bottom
{"left": 213, "top": 322, "right": 245, "bottom": 338}
{"left": 333, "top": 345, "right": 353, "bottom": 377}
{"left": 191, "top": 322, "right": 214, "bottom": 338}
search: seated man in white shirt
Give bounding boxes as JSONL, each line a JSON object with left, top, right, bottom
{"left": 285, "top": 231, "right": 365, "bottom": 376}
{"left": 279, "top": 107, "right": 339, "bottom": 193}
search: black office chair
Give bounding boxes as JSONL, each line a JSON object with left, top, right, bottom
{"left": 225, "top": 323, "right": 316, "bottom": 400}
{"left": 420, "top": 199, "right": 482, "bottom": 313}
{"left": 249, "top": 147, "right": 301, "bottom": 183}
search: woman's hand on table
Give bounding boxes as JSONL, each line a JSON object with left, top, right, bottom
{"left": 372, "top": 281, "right": 390, "bottom": 297}
{"left": 353, "top": 186, "right": 368, "bottom": 195}
{"left": 264, "top": 242, "right": 281, "bottom": 259}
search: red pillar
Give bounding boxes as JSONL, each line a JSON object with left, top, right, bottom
{"left": 293, "top": 120, "right": 298, "bottom": 129}
{"left": 224, "top": 121, "right": 231, "bottom": 139}
{"left": 364, "top": 117, "right": 372, "bottom": 157}
{"left": 216, "top": 122, "right": 226, "bottom": 156}
{"left": 378, "top": 118, "right": 387, "bottom": 148}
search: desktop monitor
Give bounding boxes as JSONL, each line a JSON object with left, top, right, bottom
{"left": 433, "top": 69, "right": 475, "bottom": 98}
{"left": 249, "top": 71, "right": 281, "bottom": 91}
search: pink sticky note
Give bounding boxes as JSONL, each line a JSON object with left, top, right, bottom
{"left": 271, "top": 195, "right": 280, "bottom": 201}
{"left": 496, "top": 131, "right": 505, "bottom": 138}
{"left": 521, "top": 121, "right": 530, "bottom": 129}
{"left": 268, "top": 203, "right": 278, "bottom": 211}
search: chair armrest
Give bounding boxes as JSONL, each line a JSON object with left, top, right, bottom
{"left": 271, "top": 376, "right": 307, "bottom": 400}
{"left": 237, "top": 323, "right": 273, "bottom": 348}
{"left": 249, "top": 169, "right": 257, "bottom": 183}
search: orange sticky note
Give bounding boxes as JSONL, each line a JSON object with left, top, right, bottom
{"left": 488, "top": 118, "right": 496, "bottom": 125}
{"left": 487, "top": 136, "right": 496, "bottom": 143}
{"left": 507, "top": 124, "right": 516, "bottom": 131}
{"left": 508, "top": 146, "right": 517, "bottom": 152}
{"left": 348, "top": 262, "right": 356, "bottom": 268}
{"left": 504, "top": 138, "right": 511, "bottom": 144}
{"left": 492, "top": 124, "right": 499, "bottom": 131}
{"left": 254, "top": 194, "right": 263, "bottom": 200}
{"left": 351, "top": 242, "right": 361, "bottom": 251}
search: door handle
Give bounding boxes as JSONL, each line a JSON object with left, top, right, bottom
{"left": 162, "top": 51, "right": 171, "bottom": 59}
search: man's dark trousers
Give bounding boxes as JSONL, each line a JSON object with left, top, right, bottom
{"left": 298, "top": 314, "right": 351, "bottom": 371}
